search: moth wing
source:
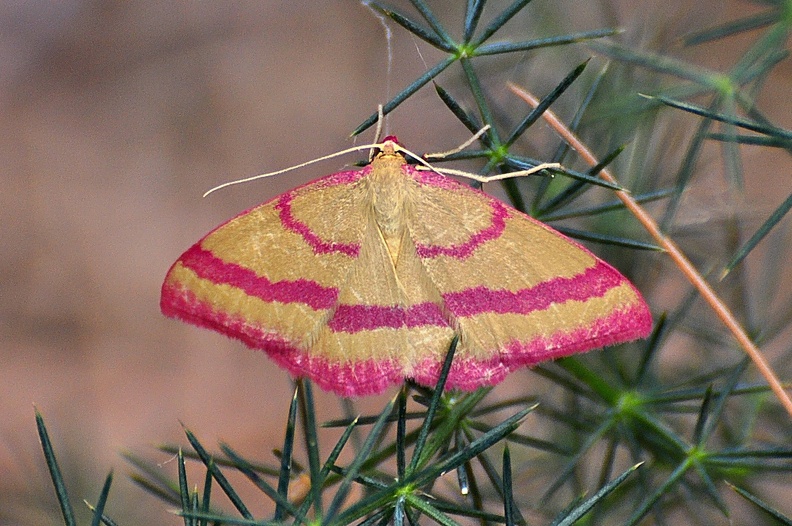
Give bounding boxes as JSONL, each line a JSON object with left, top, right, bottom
{"left": 161, "top": 166, "right": 456, "bottom": 396}
{"left": 161, "top": 169, "right": 391, "bottom": 392}
{"left": 404, "top": 167, "right": 652, "bottom": 389}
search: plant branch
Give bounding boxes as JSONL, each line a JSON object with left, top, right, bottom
{"left": 508, "top": 82, "right": 792, "bottom": 419}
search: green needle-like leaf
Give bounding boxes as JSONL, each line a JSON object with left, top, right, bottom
{"left": 369, "top": 3, "right": 454, "bottom": 51}
{"left": 470, "top": 0, "right": 534, "bottom": 47}
{"left": 590, "top": 39, "right": 719, "bottom": 85}
{"left": 722, "top": 190, "right": 792, "bottom": 278}
{"left": 412, "top": 404, "right": 534, "bottom": 488}
{"left": 397, "top": 386, "right": 408, "bottom": 481}
{"left": 404, "top": 494, "right": 460, "bottom": 526}
{"left": 409, "top": 336, "right": 458, "bottom": 473}
{"left": 683, "top": 11, "right": 779, "bottom": 46}
{"left": 393, "top": 495, "right": 404, "bottom": 526}
{"left": 626, "top": 460, "right": 691, "bottom": 526}
{"left": 176, "top": 511, "right": 269, "bottom": 525}
{"left": 476, "top": 28, "right": 619, "bottom": 55}
{"left": 434, "top": 84, "right": 485, "bottom": 138}
{"left": 502, "top": 446, "right": 515, "bottom": 526}
{"left": 297, "top": 379, "right": 323, "bottom": 518}
{"left": 35, "top": 409, "right": 77, "bottom": 526}
{"left": 408, "top": 0, "right": 455, "bottom": 47}
{"left": 692, "top": 386, "right": 714, "bottom": 446}
{"left": 728, "top": 483, "right": 792, "bottom": 525}
{"left": 463, "top": 0, "right": 485, "bottom": 42}
{"left": 554, "top": 463, "right": 642, "bottom": 526}
{"left": 353, "top": 55, "right": 456, "bottom": 136}
{"left": 460, "top": 57, "right": 500, "bottom": 144}
{"left": 541, "top": 188, "right": 673, "bottom": 222}
{"left": 537, "top": 144, "right": 626, "bottom": 215}
{"left": 542, "top": 417, "right": 614, "bottom": 501}
{"left": 275, "top": 386, "right": 299, "bottom": 520}
{"left": 220, "top": 443, "right": 301, "bottom": 520}
{"left": 184, "top": 427, "right": 253, "bottom": 520}
{"left": 692, "top": 459, "right": 730, "bottom": 518}
{"left": 89, "top": 471, "right": 114, "bottom": 526}
{"left": 648, "top": 94, "right": 792, "bottom": 140}
{"left": 707, "top": 132, "right": 790, "bottom": 146}
{"left": 636, "top": 314, "right": 666, "bottom": 385}
{"left": 177, "top": 449, "right": 189, "bottom": 526}
{"left": 553, "top": 227, "right": 661, "bottom": 251}
{"left": 428, "top": 498, "right": 505, "bottom": 522}
{"left": 200, "top": 465, "right": 212, "bottom": 526}
{"left": 506, "top": 60, "right": 589, "bottom": 147}
{"left": 325, "top": 395, "right": 397, "bottom": 523}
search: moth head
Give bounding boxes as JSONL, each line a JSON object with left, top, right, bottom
{"left": 371, "top": 136, "right": 407, "bottom": 165}
{"left": 375, "top": 136, "right": 401, "bottom": 158}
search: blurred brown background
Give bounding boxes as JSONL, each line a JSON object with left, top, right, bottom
{"left": 1, "top": 1, "right": 789, "bottom": 524}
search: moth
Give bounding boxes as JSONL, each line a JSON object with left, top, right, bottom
{"left": 161, "top": 138, "right": 652, "bottom": 396}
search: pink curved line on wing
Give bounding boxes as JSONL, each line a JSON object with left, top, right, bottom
{"left": 414, "top": 199, "right": 509, "bottom": 259}
{"left": 328, "top": 302, "right": 447, "bottom": 332}
{"left": 443, "top": 260, "right": 622, "bottom": 317}
{"left": 405, "top": 165, "right": 509, "bottom": 259}
{"left": 274, "top": 171, "right": 362, "bottom": 257}
{"left": 161, "top": 282, "right": 651, "bottom": 397}
{"left": 274, "top": 162, "right": 510, "bottom": 261}
{"left": 323, "top": 260, "right": 627, "bottom": 333}
{"left": 161, "top": 283, "right": 402, "bottom": 396}
{"left": 411, "top": 302, "right": 654, "bottom": 390}
{"left": 176, "top": 244, "right": 339, "bottom": 310}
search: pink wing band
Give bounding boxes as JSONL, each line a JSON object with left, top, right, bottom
{"left": 415, "top": 200, "right": 508, "bottom": 259}
{"left": 443, "top": 261, "right": 623, "bottom": 316}
{"left": 161, "top": 283, "right": 403, "bottom": 396}
{"left": 177, "top": 244, "right": 339, "bottom": 311}
{"left": 274, "top": 165, "right": 510, "bottom": 260}
{"left": 176, "top": 245, "right": 632, "bottom": 333}
{"left": 411, "top": 302, "right": 653, "bottom": 391}
{"left": 276, "top": 191, "right": 361, "bottom": 257}
{"left": 162, "top": 283, "right": 650, "bottom": 397}
{"left": 328, "top": 303, "right": 447, "bottom": 331}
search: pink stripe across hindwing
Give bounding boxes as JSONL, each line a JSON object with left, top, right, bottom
{"left": 161, "top": 282, "right": 404, "bottom": 397}
{"left": 411, "top": 302, "right": 653, "bottom": 391}
{"left": 180, "top": 244, "right": 338, "bottom": 310}
{"left": 443, "top": 260, "right": 621, "bottom": 317}
{"left": 328, "top": 302, "right": 447, "bottom": 332}
{"left": 326, "top": 261, "right": 622, "bottom": 333}
{"left": 161, "top": 282, "right": 650, "bottom": 397}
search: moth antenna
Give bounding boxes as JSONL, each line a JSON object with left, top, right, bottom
{"left": 389, "top": 144, "right": 443, "bottom": 172}
{"left": 405, "top": 129, "right": 560, "bottom": 184}
{"left": 417, "top": 125, "right": 560, "bottom": 182}
{"left": 430, "top": 163, "right": 561, "bottom": 184}
{"left": 425, "top": 125, "right": 492, "bottom": 159}
{"left": 203, "top": 134, "right": 557, "bottom": 196}
{"left": 391, "top": 143, "right": 492, "bottom": 179}
{"left": 203, "top": 143, "right": 386, "bottom": 197}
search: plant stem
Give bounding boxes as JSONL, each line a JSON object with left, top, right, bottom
{"left": 508, "top": 83, "right": 792, "bottom": 419}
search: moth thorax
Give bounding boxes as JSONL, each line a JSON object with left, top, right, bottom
{"left": 368, "top": 154, "right": 410, "bottom": 236}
